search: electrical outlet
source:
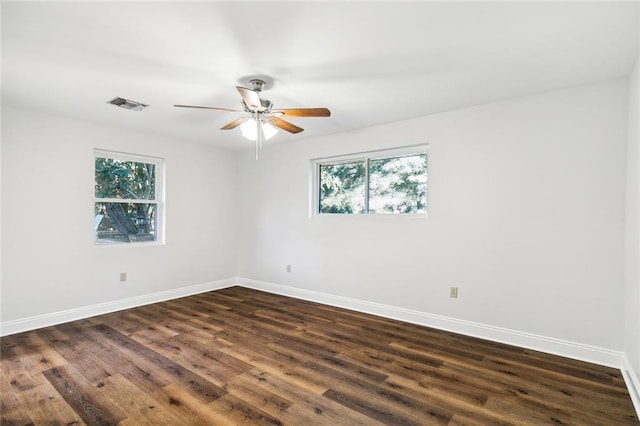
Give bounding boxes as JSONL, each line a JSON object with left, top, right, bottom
{"left": 286, "top": 264, "right": 292, "bottom": 273}
{"left": 120, "top": 272, "right": 127, "bottom": 282}
{"left": 449, "top": 287, "right": 458, "bottom": 298}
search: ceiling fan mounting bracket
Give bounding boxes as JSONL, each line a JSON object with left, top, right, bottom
{"left": 249, "top": 79, "right": 266, "bottom": 92}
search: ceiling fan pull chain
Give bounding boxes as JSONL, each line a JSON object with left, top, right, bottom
{"left": 258, "top": 117, "right": 264, "bottom": 151}
{"left": 255, "top": 137, "right": 259, "bottom": 161}
{"left": 255, "top": 112, "right": 261, "bottom": 160}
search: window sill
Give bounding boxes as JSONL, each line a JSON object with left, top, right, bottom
{"left": 311, "top": 212, "right": 428, "bottom": 220}
{"left": 94, "top": 240, "right": 165, "bottom": 248}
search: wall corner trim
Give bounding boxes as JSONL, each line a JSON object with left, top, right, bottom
{"left": 0, "top": 278, "right": 236, "bottom": 337}
{"left": 622, "top": 354, "right": 640, "bottom": 416}
{"left": 236, "top": 277, "right": 626, "bottom": 369}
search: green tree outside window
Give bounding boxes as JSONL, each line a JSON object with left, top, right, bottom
{"left": 319, "top": 152, "right": 427, "bottom": 214}
{"left": 94, "top": 153, "right": 161, "bottom": 244}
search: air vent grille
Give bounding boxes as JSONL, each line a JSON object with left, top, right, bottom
{"left": 107, "top": 97, "right": 148, "bottom": 111}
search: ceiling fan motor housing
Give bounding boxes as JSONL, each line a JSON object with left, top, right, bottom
{"left": 240, "top": 98, "right": 272, "bottom": 113}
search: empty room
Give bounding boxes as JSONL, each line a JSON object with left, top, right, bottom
{"left": 1, "top": 1, "right": 639, "bottom": 424}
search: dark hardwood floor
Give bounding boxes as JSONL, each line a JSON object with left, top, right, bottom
{"left": 1, "top": 286, "right": 638, "bottom": 425}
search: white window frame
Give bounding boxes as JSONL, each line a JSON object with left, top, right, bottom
{"left": 94, "top": 149, "right": 165, "bottom": 246}
{"left": 310, "top": 144, "right": 428, "bottom": 217}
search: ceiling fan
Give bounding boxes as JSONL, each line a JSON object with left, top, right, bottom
{"left": 175, "top": 79, "right": 331, "bottom": 158}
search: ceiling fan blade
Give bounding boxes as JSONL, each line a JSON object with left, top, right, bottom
{"left": 236, "top": 86, "right": 263, "bottom": 110}
{"left": 270, "top": 116, "right": 304, "bottom": 134}
{"left": 274, "top": 108, "right": 331, "bottom": 117}
{"left": 220, "top": 117, "right": 248, "bottom": 130}
{"left": 174, "top": 104, "right": 243, "bottom": 112}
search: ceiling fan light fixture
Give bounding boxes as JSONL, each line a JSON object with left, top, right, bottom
{"left": 240, "top": 118, "right": 278, "bottom": 141}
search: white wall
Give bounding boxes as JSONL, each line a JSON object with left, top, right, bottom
{"left": 1, "top": 106, "right": 237, "bottom": 323}
{"left": 237, "top": 80, "right": 629, "bottom": 351}
{"left": 0, "top": 79, "right": 633, "bottom": 367}
{"left": 625, "top": 54, "right": 640, "bottom": 390}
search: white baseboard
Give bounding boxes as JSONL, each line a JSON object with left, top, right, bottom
{"left": 0, "top": 278, "right": 236, "bottom": 337}
{"left": 623, "top": 355, "right": 640, "bottom": 416}
{"left": 237, "top": 277, "right": 626, "bottom": 369}
{"left": 1, "top": 276, "right": 629, "bottom": 370}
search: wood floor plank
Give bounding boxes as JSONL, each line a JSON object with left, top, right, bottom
{"left": 43, "top": 364, "right": 127, "bottom": 425}
{"left": 45, "top": 336, "right": 114, "bottom": 384}
{"left": 1, "top": 332, "right": 66, "bottom": 375}
{"left": 381, "top": 372, "right": 516, "bottom": 426}
{"left": 34, "top": 325, "right": 72, "bottom": 346}
{"left": 133, "top": 333, "right": 252, "bottom": 389}
{"left": 0, "top": 369, "right": 34, "bottom": 426}
{"left": 313, "top": 359, "right": 454, "bottom": 425}
{"left": 323, "top": 387, "right": 443, "bottom": 425}
{"left": 218, "top": 336, "right": 334, "bottom": 395}
{"left": 1, "top": 286, "right": 638, "bottom": 425}
{"left": 385, "top": 365, "right": 490, "bottom": 409}
{"left": 237, "top": 368, "right": 384, "bottom": 425}
{"left": 0, "top": 338, "right": 46, "bottom": 395}
{"left": 59, "top": 323, "right": 175, "bottom": 395}
{"left": 226, "top": 371, "right": 294, "bottom": 418}
{"left": 9, "top": 379, "right": 86, "bottom": 426}
{"left": 151, "top": 383, "right": 236, "bottom": 426}
{"left": 207, "top": 392, "right": 285, "bottom": 425}
{"left": 89, "top": 324, "right": 227, "bottom": 404}
{"left": 96, "top": 374, "right": 187, "bottom": 426}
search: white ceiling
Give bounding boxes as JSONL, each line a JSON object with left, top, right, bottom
{"left": 2, "top": 1, "right": 639, "bottom": 150}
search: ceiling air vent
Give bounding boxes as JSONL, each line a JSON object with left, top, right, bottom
{"left": 107, "top": 97, "right": 148, "bottom": 111}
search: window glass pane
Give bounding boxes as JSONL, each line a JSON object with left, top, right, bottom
{"left": 319, "top": 161, "right": 366, "bottom": 214}
{"left": 95, "top": 157, "right": 156, "bottom": 200}
{"left": 95, "top": 202, "right": 157, "bottom": 244}
{"left": 368, "top": 154, "right": 427, "bottom": 214}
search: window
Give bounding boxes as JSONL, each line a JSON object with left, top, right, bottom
{"left": 94, "top": 150, "right": 164, "bottom": 244}
{"left": 315, "top": 147, "right": 427, "bottom": 215}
